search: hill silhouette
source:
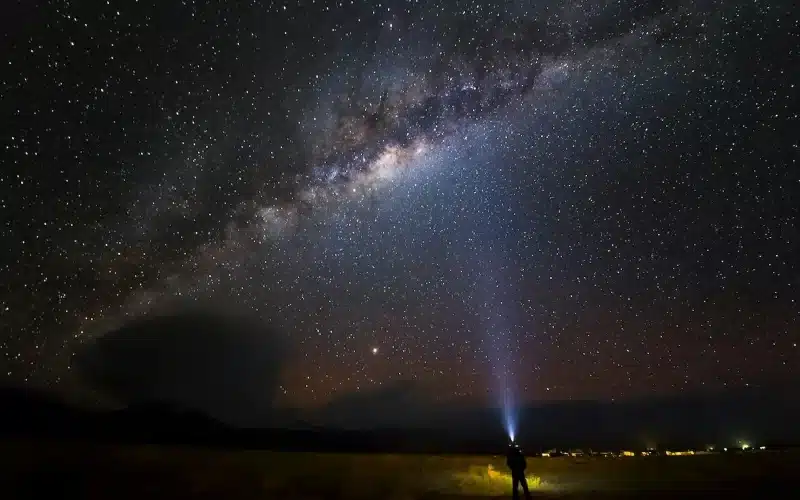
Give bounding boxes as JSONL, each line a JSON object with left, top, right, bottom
{"left": 2, "top": 382, "right": 798, "bottom": 453}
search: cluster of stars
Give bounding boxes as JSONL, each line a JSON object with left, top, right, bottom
{"left": 0, "top": 0, "right": 797, "bottom": 418}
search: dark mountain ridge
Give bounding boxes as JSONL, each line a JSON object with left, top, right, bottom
{"left": 1, "top": 384, "right": 797, "bottom": 453}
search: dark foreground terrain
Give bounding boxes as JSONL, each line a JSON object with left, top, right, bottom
{"left": 1, "top": 440, "right": 797, "bottom": 499}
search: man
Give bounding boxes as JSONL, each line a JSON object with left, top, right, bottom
{"left": 506, "top": 443, "right": 532, "bottom": 500}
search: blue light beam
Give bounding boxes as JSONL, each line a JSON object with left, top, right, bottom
{"left": 470, "top": 251, "right": 521, "bottom": 443}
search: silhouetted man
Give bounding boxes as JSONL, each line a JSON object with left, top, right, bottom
{"left": 507, "top": 443, "right": 532, "bottom": 500}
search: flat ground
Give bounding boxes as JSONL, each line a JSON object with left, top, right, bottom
{"left": 1, "top": 440, "right": 796, "bottom": 499}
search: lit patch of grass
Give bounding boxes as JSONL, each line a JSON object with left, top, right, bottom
{"left": 5, "top": 442, "right": 798, "bottom": 498}
{"left": 434, "top": 464, "right": 545, "bottom": 496}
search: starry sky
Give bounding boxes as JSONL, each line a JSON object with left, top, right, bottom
{"left": 1, "top": 0, "right": 798, "bottom": 423}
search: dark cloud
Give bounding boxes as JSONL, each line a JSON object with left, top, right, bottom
{"left": 76, "top": 309, "right": 287, "bottom": 427}
{"left": 314, "top": 380, "right": 442, "bottom": 429}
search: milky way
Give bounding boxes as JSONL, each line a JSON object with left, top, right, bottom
{"left": 1, "top": 0, "right": 797, "bottom": 420}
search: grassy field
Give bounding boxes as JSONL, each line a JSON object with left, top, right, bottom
{"left": 1, "top": 440, "right": 796, "bottom": 499}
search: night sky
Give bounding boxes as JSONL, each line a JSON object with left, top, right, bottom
{"left": 1, "top": 0, "right": 797, "bottom": 424}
